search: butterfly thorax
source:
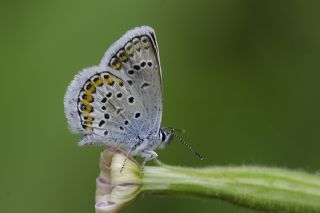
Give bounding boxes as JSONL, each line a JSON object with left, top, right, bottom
{"left": 127, "top": 128, "right": 172, "bottom": 155}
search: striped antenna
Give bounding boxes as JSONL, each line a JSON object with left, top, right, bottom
{"left": 172, "top": 131, "right": 204, "bottom": 161}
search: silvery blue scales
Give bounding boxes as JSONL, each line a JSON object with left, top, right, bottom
{"left": 64, "top": 26, "right": 202, "bottom": 166}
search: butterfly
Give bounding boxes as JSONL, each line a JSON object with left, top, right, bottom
{"left": 64, "top": 26, "right": 202, "bottom": 166}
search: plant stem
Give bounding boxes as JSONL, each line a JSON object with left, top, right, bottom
{"left": 142, "top": 163, "right": 320, "bottom": 213}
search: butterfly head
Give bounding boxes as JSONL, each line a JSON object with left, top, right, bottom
{"left": 159, "top": 128, "right": 173, "bottom": 148}
{"left": 158, "top": 128, "right": 174, "bottom": 149}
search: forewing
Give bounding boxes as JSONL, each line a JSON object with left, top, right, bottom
{"left": 99, "top": 26, "right": 163, "bottom": 137}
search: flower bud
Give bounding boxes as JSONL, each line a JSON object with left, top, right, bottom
{"left": 95, "top": 148, "right": 142, "bottom": 213}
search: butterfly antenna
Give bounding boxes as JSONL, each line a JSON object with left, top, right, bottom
{"left": 165, "top": 127, "right": 186, "bottom": 134}
{"left": 172, "top": 132, "right": 204, "bottom": 160}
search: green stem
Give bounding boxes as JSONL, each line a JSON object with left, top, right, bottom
{"left": 142, "top": 163, "right": 320, "bottom": 213}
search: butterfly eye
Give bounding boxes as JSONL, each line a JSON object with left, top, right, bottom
{"left": 125, "top": 42, "right": 134, "bottom": 55}
{"left": 132, "top": 37, "right": 141, "bottom": 51}
{"left": 141, "top": 36, "right": 150, "bottom": 49}
{"left": 110, "top": 57, "right": 122, "bottom": 70}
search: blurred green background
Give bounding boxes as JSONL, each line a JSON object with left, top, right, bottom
{"left": 1, "top": 0, "right": 320, "bottom": 212}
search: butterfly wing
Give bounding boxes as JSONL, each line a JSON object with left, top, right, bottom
{"left": 99, "top": 26, "right": 163, "bottom": 138}
{"left": 64, "top": 26, "right": 163, "bottom": 151}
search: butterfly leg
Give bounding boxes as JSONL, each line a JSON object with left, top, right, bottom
{"left": 141, "top": 150, "right": 158, "bottom": 171}
{"left": 120, "top": 142, "right": 140, "bottom": 173}
{"left": 120, "top": 149, "right": 132, "bottom": 173}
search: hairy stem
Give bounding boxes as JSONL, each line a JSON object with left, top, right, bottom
{"left": 142, "top": 162, "right": 320, "bottom": 213}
